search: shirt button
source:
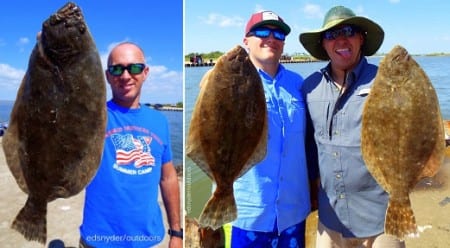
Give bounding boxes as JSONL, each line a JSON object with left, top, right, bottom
{"left": 339, "top": 193, "right": 345, "bottom": 199}
{"left": 336, "top": 174, "right": 341, "bottom": 179}
{"left": 333, "top": 152, "right": 339, "bottom": 157}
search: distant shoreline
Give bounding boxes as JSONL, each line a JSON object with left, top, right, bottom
{"left": 184, "top": 52, "right": 450, "bottom": 64}
{"left": 0, "top": 101, "right": 183, "bottom": 110}
{"left": 185, "top": 53, "right": 450, "bottom": 67}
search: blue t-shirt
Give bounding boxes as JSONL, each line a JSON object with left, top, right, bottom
{"left": 80, "top": 100, "right": 173, "bottom": 247}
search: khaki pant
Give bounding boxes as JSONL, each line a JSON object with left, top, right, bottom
{"left": 316, "top": 221, "right": 405, "bottom": 248}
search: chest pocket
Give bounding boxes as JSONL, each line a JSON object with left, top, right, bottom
{"left": 287, "top": 97, "right": 305, "bottom": 133}
{"left": 339, "top": 87, "right": 370, "bottom": 140}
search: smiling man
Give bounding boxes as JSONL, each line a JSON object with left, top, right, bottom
{"left": 222, "top": 10, "right": 311, "bottom": 248}
{"left": 299, "top": 6, "right": 405, "bottom": 248}
{"left": 79, "top": 42, "right": 182, "bottom": 248}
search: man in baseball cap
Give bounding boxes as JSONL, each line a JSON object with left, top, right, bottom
{"left": 222, "top": 10, "right": 311, "bottom": 248}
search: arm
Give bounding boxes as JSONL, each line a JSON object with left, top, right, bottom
{"left": 304, "top": 98, "right": 320, "bottom": 212}
{"left": 160, "top": 161, "right": 182, "bottom": 248}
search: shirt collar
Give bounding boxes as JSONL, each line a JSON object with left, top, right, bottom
{"left": 321, "top": 57, "right": 368, "bottom": 88}
{"left": 257, "top": 63, "right": 286, "bottom": 81}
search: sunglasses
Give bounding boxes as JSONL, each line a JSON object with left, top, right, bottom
{"left": 323, "top": 26, "right": 361, "bottom": 40}
{"left": 247, "top": 27, "right": 286, "bottom": 41}
{"left": 107, "top": 63, "right": 146, "bottom": 76}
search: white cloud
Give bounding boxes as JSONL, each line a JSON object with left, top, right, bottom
{"left": 0, "top": 63, "right": 25, "bottom": 99}
{"left": 0, "top": 41, "right": 182, "bottom": 105}
{"left": 143, "top": 65, "right": 182, "bottom": 104}
{"left": 254, "top": 4, "right": 265, "bottom": 13}
{"left": 17, "top": 37, "right": 29, "bottom": 45}
{"left": 302, "top": 4, "right": 323, "bottom": 19}
{"left": 200, "top": 13, "right": 244, "bottom": 28}
{"left": 354, "top": 5, "right": 366, "bottom": 17}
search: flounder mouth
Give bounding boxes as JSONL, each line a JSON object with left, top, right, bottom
{"left": 40, "top": 2, "right": 90, "bottom": 63}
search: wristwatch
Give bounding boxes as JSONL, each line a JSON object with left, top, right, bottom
{"left": 168, "top": 228, "right": 183, "bottom": 239}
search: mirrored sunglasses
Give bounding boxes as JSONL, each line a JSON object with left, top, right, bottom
{"left": 323, "top": 26, "right": 360, "bottom": 40}
{"left": 107, "top": 63, "right": 146, "bottom": 76}
{"left": 247, "top": 27, "right": 286, "bottom": 41}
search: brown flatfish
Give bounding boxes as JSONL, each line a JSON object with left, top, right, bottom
{"left": 361, "top": 45, "right": 445, "bottom": 239}
{"left": 186, "top": 45, "right": 267, "bottom": 229}
{"left": 185, "top": 216, "right": 225, "bottom": 248}
{"left": 2, "top": 2, "right": 106, "bottom": 243}
{"left": 444, "top": 120, "right": 450, "bottom": 148}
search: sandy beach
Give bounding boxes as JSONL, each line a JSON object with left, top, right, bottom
{"left": 0, "top": 137, "right": 183, "bottom": 248}
{"left": 304, "top": 153, "right": 450, "bottom": 248}
{"left": 185, "top": 150, "right": 450, "bottom": 248}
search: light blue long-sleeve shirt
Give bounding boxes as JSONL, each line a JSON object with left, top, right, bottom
{"left": 233, "top": 64, "right": 311, "bottom": 234}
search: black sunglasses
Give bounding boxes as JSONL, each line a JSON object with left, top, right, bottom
{"left": 322, "top": 25, "right": 361, "bottom": 40}
{"left": 107, "top": 63, "right": 146, "bottom": 76}
{"left": 247, "top": 27, "right": 286, "bottom": 41}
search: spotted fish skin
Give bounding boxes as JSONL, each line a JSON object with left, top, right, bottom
{"left": 361, "top": 45, "right": 445, "bottom": 239}
{"left": 2, "top": 2, "right": 106, "bottom": 243}
{"left": 186, "top": 45, "right": 267, "bottom": 230}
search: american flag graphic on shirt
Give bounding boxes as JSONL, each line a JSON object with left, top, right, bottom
{"left": 111, "top": 133, "right": 155, "bottom": 168}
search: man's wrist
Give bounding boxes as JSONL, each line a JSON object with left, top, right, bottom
{"left": 168, "top": 228, "right": 183, "bottom": 239}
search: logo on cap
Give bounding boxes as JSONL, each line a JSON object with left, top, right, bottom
{"left": 262, "top": 11, "right": 280, "bottom": 21}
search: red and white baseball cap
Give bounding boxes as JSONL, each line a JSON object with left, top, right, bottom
{"left": 245, "top": 11, "right": 291, "bottom": 35}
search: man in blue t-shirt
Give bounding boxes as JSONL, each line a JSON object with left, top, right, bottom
{"left": 79, "top": 42, "right": 182, "bottom": 248}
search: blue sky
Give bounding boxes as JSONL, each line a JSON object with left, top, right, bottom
{"left": 186, "top": 0, "right": 450, "bottom": 56}
{"left": 0, "top": 0, "right": 182, "bottom": 104}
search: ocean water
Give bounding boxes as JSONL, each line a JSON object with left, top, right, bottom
{"left": 185, "top": 56, "right": 450, "bottom": 218}
{"left": 0, "top": 102, "right": 183, "bottom": 167}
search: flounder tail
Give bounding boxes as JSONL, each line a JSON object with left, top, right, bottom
{"left": 198, "top": 188, "right": 237, "bottom": 230}
{"left": 11, "top": 197, "right": 47, "bottom": 244}
{"left": 384, "top": 197, "right": 418, "bottom": 240}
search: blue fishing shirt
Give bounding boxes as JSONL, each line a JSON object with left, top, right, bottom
{"left": 233, "top": 64, "right": 311, "bottom": 234}
{"left": 80, "top": 100, "right": 173, "bottom": 247}
{"left": 302, "top": 57, "right": 389, "bottom": 238}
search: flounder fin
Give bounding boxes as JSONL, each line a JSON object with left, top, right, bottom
{"left": 186, "top": 136, "right": 214, "bottom": 180}
{"left": 198, "top": 188, "right": 237, "bottom": 230}
{"left": 384, "top": 197, "right": 418, "bottom": 240}
{"left": 11, "top": 197, "right": 47, "bottom": 244}
{"left": 419, "top": 118, "right": 445, "bottom": 179}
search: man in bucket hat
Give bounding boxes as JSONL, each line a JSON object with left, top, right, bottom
{"left": 220, "top": 10, "right": 311, "bottom": 248}
{"left": 300, "top": 6, "right": 405, "bottom": 247}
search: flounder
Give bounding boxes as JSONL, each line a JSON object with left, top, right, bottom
{"left": 2, "top": 2, "right": 106, "bottom": 243}
{"left": 186, "top": 45, "right": 267, "bottom": 229}
{"left": 185, "top": 216, "right": 225, "bottom": 248}
{"left": 444, "top": 120, "right": 450, "bottom": 147}
{"left": 361, "top": 45, "right": 445, "bottom": 239}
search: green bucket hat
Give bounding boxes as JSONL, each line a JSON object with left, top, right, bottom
{"left": 299, "top": 6, "right": 384, "bottom": 60}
